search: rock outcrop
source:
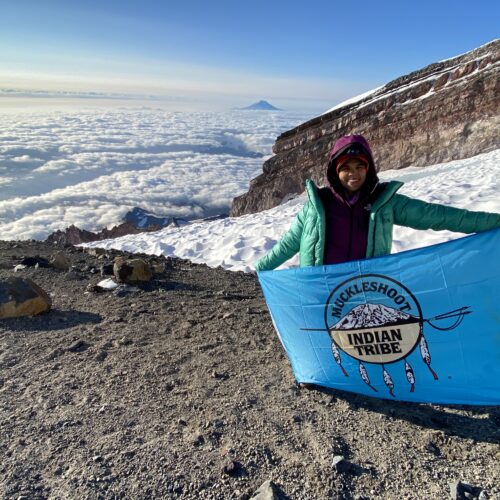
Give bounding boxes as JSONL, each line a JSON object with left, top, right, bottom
{"left": 231, "top": 39, "right": 500, "bottom": 216}
{"left": 45, "top": 208, "right": 189, "bottom": 246}
{"left": 46, "top": 222, "right": 165, "bottom": 246}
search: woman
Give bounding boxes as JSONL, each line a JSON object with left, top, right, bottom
{"left": 255, "top": 135, "right": 500, "bottom": 271}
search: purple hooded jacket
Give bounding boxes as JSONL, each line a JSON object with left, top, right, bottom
{"left": 319, "top": 135, "right": 380, "bottom": 265}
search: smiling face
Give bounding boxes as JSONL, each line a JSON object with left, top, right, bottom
{"left": 337, "top": 158, "right": 368, "bottom": 194}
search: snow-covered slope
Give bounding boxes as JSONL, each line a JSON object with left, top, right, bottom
{"left": 83, "top": 148, "right": 500, "bottom": 272}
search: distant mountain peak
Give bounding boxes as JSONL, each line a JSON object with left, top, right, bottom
{"left": 241, "top": 100, "right": 281, "bottom": 111}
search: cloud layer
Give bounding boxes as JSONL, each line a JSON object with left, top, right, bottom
{"left": 0, "top": 107, "right": 309, "bottom": 240}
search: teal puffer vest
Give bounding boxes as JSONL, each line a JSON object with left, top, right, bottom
{"left": 255, "top": 179, "right": 500, "bottom": 271}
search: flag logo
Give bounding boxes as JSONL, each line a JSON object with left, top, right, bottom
{"left": 324, "top": 274, "right": 469, "bottom": 395}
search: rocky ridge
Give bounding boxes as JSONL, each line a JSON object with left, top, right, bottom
{"left": 45, "top": 223, "right": 150, "bottom": 247}
{"left": 0, "top": 240, "right": 498, "bottom": 499}
{"left": 45, "top": 207, "right": 186, "bottom": 246}
{"left": 231, "top": 39, "right": 500, "bottom": 216}
{"left": 45, "top": 208, "right": 231, "bottom": 247}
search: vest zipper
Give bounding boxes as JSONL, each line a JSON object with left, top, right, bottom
{"left": 347, "top": 205, "right": 353, "bottom": 260}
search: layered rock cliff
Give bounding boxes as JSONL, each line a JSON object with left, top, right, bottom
{"left": 231, "top": 39, "right": 500, "bottom": 216}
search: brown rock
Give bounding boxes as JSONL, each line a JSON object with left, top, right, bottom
{"left": 45, "top": 224, "right": 100, "bottom": 246}
{"left": 0, "top": 278, "right": 52, "bottom": 318}
{"left": 49, "top": 252, "right": 71, "bottom": 271}
{"left": 113, "top": 257, "right": 152, "bottom": 283}
{"left": 46, "top": 221, "right": 165, "bottom": 246}
{"left": 231, "top": 40, "right": 500, "bottom": 216}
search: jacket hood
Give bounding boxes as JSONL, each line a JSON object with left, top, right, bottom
{"left": 326, "top": 134, "right": 379, "bottom": 196}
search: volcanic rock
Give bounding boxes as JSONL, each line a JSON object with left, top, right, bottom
{"left": 221, "top": 459, "right": 239, "bottom": 476}
{"left": 113, "top": 257, "right": 152, "bottom": 283}
{"left": 46, "top": 225, "right": 101, "bottom": 246}
{"left": 0, "top": 277, "right": 52, "bottom": 318}
{"left": 46, "top": 222, "right": 161, "bottom": 246}
{"left": 67, "top": 340, "right": 90, "bottom": 353}
{"left": 231, "top": 40, "right": 500, "bottom": 216}
{"left": 87, "top": 248, "right": 107, "bottom": 257}
{"left": 20, "top": 256, "right": 50, "bottom": 268}
{"left": 49, "top": 252, "right": 71, "bottom": 271}
{"left": 449, "top": 480, "right": 482, "bottom": 499}
{"left": 332, "top": 455, "right": 352, "bottom": 473}
{"left": 1, "top": 239, "right": 498, "bottom": 499}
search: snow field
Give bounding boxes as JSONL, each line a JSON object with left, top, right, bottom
{"left": 85, "top": 149, "right": 500, "bottom": 272}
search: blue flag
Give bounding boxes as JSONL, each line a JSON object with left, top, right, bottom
{"left": 258, "top": 229, "right": 500, "bottom": 405}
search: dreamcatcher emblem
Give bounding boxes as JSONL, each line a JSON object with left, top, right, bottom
{"left": 321, "top": 274, "right": 470, "bottom": 397}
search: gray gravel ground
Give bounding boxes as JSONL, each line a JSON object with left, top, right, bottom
{"left": 0, "top": 241, "right": 498, "bottom": 499}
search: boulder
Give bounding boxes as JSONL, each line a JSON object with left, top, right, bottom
{"left": 113, "top": 257, "right": 152, "bottom": 283}
{"left": 50, "top": 252, "right": 71, "bottom": 270}
{"left": 0, "top": 278, "right": 52, "bottom": 318}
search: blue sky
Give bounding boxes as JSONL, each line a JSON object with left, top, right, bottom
{"left": 1, "top": 0, "right": 499, "bottom": 111}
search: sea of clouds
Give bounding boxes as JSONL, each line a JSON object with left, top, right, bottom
{"left": 0, "top": 106, "right": 310, "bottom": 240}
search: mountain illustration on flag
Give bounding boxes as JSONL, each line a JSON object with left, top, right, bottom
{"left": 331, "top": 303, "right": 415, "bottom": 329}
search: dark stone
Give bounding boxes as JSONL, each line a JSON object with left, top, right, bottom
{"left": 192, "top": 434, "right": 204, "bottom": 446}
{"left": 68, "top": 340, "right": 91, "bottom": 353}
{"left": 425, "top": 440, "right": 441, "bottom": 456}
{"left": 20, "top": 256, "right": 50, "bottom": 268}
{"left": 212, "top": 370, "right": 229, "bottom": 380}
{"left": 449, "top": 480, "right": 482, "bottom": 500}
{"left": 332, "top": 455, "right": 352, "bottom": 473}
{"left": 86, "top": 284, "right": 104, "bottom": 293}
{"left": 100, "top": 264, "right": 114, "bottom": 276}
{"left": 95, "top": 351, "right": 108, "bottom": 362}
{"left": 222, "top": 459, "right": 239, "bottom": 476}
